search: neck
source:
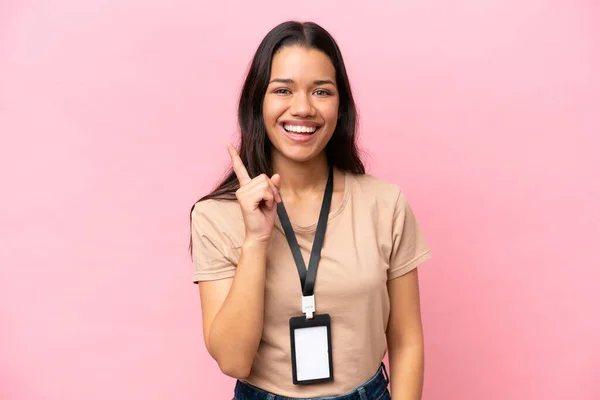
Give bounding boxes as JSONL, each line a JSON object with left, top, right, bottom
{"left": 272, "top": 151, "right": 329, "bottom": 197}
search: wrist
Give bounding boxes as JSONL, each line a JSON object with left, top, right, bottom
{"left": 242, "top": 237, "right": 270, "bottom": 252}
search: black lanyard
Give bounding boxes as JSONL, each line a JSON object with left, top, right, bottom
{"left": 276, "top": 167, "right": 334, "bottom": 301}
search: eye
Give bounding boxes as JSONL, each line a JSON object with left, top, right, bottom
{"left": 273, "top": 88, "right": 291, "bottom": 95}
{"left": 314, "top": 89, "right": 331, "bottom": 96}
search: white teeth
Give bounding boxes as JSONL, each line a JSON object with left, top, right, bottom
{"left": 283, "top": 124, "right": 318, "bottom": 133}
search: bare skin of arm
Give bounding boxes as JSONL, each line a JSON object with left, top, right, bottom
{"left": 198, "top": 239, "right": 268, "bottom": 378}
{"left": 197, "top": 143, "right": 281, "bottom": 379}
{"left": 386, "top": 268, "right": 425, "bottom": 399}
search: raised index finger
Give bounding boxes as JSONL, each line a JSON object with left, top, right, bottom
{"left": 227, "top": 143, "right": 251, "bottom": 186}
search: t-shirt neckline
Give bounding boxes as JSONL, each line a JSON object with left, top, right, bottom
{"left": 274, "top": 170, "right": 350, "bottom": 234}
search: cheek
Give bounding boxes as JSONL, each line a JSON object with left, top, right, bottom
{"left": 322, "top": 102, "right": 339, "bottom": 125}
{"left": 262, "top": 98, "right": 285, "bottom": 123}
{"left": 262, "top": 101, "right": 272, "bottom": 122}
{"left": 262, "top": 101, "right": 281, "bottom": 145}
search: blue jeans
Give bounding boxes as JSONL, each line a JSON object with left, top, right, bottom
{"left": 233, "top": 363, "right": 391, "bottom": 400}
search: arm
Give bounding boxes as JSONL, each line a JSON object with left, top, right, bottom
{"left": 386, "top": 268, "right": 425, "bottom": 399}
{"left": 196, "top": 144, "right": 281, "bottom": 379}
{"left": 198, "top": 239, "right": 269, "bottom": 379}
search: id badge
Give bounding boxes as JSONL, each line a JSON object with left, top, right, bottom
{"left": 289, "top": 313, "right": 334, "bottom": 385}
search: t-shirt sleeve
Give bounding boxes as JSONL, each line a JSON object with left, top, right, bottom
{"left": 387, "top": 191, "right": 432, "bottom": 280}
{"left": 190, "top": 201, "right": 238, "bottom": 283}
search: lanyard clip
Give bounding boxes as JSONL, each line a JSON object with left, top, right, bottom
{"left": 302, "top": 295, "right": 315, "bottom": 319}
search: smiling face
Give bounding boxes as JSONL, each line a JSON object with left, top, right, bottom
{"left": 262, "top": 45, "right": 339, "bottom": 164}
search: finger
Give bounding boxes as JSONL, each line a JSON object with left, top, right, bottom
{"left": 243, "top": 174, "right": 270, "bottom": 191}
{"left": 262, "top": 186, "right": 275, "bottom": 209}
{"left": 248, "top": 174, "right": 280, "bottom": 204}
{"left": 226, "top": 143, "right": 251, "bottom": 186}
{"left": 269, "top": 174, "right": 281, "bottom": 203}
{"left": 249, "top": 185, "right": 274, "bottom": 210}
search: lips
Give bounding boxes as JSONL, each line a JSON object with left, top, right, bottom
{"left": 280, "top": 120, "right": 322, "bottom": 136}
{"left": 279, "top": 123, "right": 321, "bottom": 143}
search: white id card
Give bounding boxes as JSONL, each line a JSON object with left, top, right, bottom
{"left": 289, "top": 314, "right": 334, "bottom": 385}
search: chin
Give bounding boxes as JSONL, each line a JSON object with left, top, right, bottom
{"left": 272, "top": 143, "right": 323, "bottom": 164}
{"left": 280, "top": 149, "right": 319, "bottom": 163}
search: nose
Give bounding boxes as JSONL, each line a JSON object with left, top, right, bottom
{"left": 290, "top": 92, "right": 316, "bottom": 117}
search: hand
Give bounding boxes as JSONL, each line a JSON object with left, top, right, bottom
{"left": 227, "top": 143, "right": 282, "bottom": 244}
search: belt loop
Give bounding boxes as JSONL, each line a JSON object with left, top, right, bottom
{"left": 266, "top": 394, "right": 275, "bottom": 400}
{"left": 357, "top": 387, "right": 368, "bottom": 400}
{"left": 381, "top": 362, "right": 390, "bottom": 384}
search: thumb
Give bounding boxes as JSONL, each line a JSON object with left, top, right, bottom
{"left": 270, "top": 173, "right": 282, "bottom": 204}
{"left": 270, "top": 173, "right": 281, "bottom": 190}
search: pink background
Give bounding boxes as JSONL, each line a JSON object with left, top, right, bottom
{"left": 1, "top": 0, "right": 599, "bottom": 399}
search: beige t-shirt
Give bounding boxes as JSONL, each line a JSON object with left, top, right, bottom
{"left": 191, "top": 171, "right": 432, "bottom": 398}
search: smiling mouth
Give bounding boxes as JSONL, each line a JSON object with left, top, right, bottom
{"left": 281, "top": 123, "right": 321, "bottom": 135}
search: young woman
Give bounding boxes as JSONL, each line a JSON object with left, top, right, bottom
{"left": 189, "top": 20, "right": 432, "bottom": 400}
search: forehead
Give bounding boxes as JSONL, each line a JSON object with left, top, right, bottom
{"left": 270, "top": 46, "right": 336, "bottom": 82}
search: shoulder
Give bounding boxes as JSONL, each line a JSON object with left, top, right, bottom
{"left": 192, "top": 197, "right": 241, "bottom": 220}
{"left": 191, "top": 198, "right": 244, "bottom": 247}
{"left": 346, "top": 172, "right": 404, "bottom": 209}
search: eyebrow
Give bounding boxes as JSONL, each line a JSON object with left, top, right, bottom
{"left": 269, "top": 78, "right": 336, "bottom": 86}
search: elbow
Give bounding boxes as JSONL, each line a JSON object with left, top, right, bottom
{"left": 386, "top": 329, "right": 424, "bottom": 356}
{"left": 206, "top": 331, "right": 254, "bottom": 379}
{"left": 216, "top": 359, "right": 252, "bottom": 380}
{"left": 208, "top": 343, "right": 252, "bottom": 379}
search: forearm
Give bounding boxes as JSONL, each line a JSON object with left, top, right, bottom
{"left": 207, "top": 240, "right": 268, "bottom": 377}
{"left": 388, "top": 340, "right": 424, "bottom": 400}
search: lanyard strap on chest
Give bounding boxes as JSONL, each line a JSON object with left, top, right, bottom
{"left": 276, "top": 167, "right": 334, "bottom": 316}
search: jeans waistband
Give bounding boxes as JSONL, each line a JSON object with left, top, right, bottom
{"left": 234, "top": 363, "right": 390, "bottom": 400}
